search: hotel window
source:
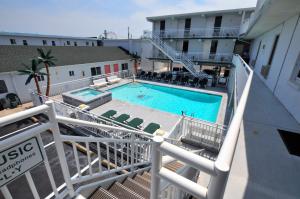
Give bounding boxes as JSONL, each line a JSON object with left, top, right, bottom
{"left": 81, "top": 71, "right": 85, "bottom": 77}
{"left": 86, "top": 41, "right": 89, "bottom": 46}
{"left": 74, "top": 41, "right": 77, "bottom": 46}
{"left": 10, "top": 39, "right": 16, "bottom": 45}
{"left": 69, "top": 71, "right": 75, "bottom": 76}
{"left": 91, "top": 67, "right": 101, "bottom": 76}
{"left": 23, "top": 40, "right": 28, "bottom": 46}
{"left": 66, "top": 41, "right": 70, "bottom": 45}
{"left": 43, "top": 40, "right": 47, "bottom": 45}
{"left": 37, "top": 75, "right": 44, "bottom": 82}
{"left": 0, "top": 80, "right": 8, "bottom": 93}
{"left": 121, "top": 63, "right": 128, "bottom": 70}
{"left": 92, "top": 42, "right": 94, "bottom": 46}
{"left": 52, "top": 41, "right": 56, "bottom": 46}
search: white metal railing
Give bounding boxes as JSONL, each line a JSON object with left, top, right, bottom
{"left": 184, "top": 52, "right": 233, "bottom": 63}
{"left": 150, "top": 54, "right": 253, "bottom": 199}
{"left": 32, "top": 70, "right": 132, "bottom": 97}
{"left": 144, "top": 31, "right": 207, "bottom": 78}
{"left": 0, "top": 101, "right": 152, "bottom": 199}
{"left": 153, "top": 27, "right": 240, "bottom": 39}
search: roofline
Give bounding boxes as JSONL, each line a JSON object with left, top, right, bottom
{"left": 0, "top": 32, "right": 98, "bottom": 40}
{"left": 146, "top": 7, "right": 256, "bottom": 22}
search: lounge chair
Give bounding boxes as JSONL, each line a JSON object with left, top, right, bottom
{"left": 90, "top": 78, "right": 107, "bottom": 88}
{"left": 173, "top": 75, "right": 182, "bottom": 84}
{"left": 101, "top": 110, "right": 117, "bottom": 119}
{"left": 145, "top": 71, "right": 152, "bottom": 79}
{"left": 126, "top": 118, "right": 144, "bottom": 129}
{"left": 137, "top": 71, "right": 145, "bottom": 79}
{"left": 114, "top": 114, "right": 130, "bottom": 124}
{"left": 199, "top": 78, "right": 208, "bottom": 88}
{"left": 143, "top": 123, "right": 160, "bottom": 134}
{"left": 152, "top": 72, "right": 158, "bottom": 80}
{"left": 181, "top": 76, "right": 189, "bottom": 85}
{"left": 107, "top": 75, "right": 121, "bottom": 84}
{"left": 159, "top": 73, "right": 166, "bottom": 81}
{"left": 6, "top": 93, "right": 21, "bottom": 108}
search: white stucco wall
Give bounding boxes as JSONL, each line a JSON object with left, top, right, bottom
{"left": 0, "top": 59, "right": 133, "bottom": 103}
{"left": 0, "top": 35, "right": 97, "bottom": 46}
{"left": 249, "top": 14, "right": 300, "bottom": 123}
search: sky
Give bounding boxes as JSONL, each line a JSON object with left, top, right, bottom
{"left": 0, "top": 0, "right": 257, "bottom": 39}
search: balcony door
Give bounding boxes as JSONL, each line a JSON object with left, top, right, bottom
{"left": 182, "top": 40, "right": 189, "bottom": 53}
{"left": 184, "top": 18, "right": 191, "bottom": 36}
{"left": 160, "top": 20, "right": 165, "bottom": 36}
{"left": 209, "top": 40, "right": 218, "bottom": 59}
{"left": 104, "top": 64, "right": 111, "bottom": 74}
{"left": 213, "top": 16, "right": 222, "bottom": 36}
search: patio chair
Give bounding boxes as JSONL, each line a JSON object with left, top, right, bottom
{"left": 90, "top": 78, "right": 107, "bottom": 88}
{"left": 107, "top": 75, "right": 121, "bottom": 85}
{"left": 152, "top": 72, "right": 158, "bottom": 80}
{"left": 126, "top": 117, "right": 144, "bottom": 129}
{"left": 165, "top": 74, "right": 173, "bottom": 83}
{"left": 138, "top": 71, "right": 146, "bottom": 79}
{"left": 145, "top": 71, "right": 152, "bottom": 79}
{"left": 191, "top": 77, "right": 199, "bottom": 87}
{"left": 199, "top": 78, "right": 208, "bottom": 88}
{"left": 114, "top": 114, "right": 130, "bottom": 124}
{"left": 6, "top": 93, "right": 21, "bottom": 109}
{"left": 101, "top": 110, "right": 117, "bottom": 119}
{"left": 181, "top": 76, "right": 189, "bottom": 85}
{"left": 173, "top": 75, "right": 182, "bottom": 84}
{"left": 159, "top": 73, "right": 166, "bottom": 81}
{"left": 143, "top": 122, "right": 160, "bottom": 134}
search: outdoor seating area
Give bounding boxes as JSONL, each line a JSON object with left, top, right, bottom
{"left": 100, "top": 109, "right": 161, "bottom": 134}
{"left": 90, "top": 75, "right": 122, "bottom": 88}
{"left": 136, "top": 70, "right": 210, "bottom": 88}
{"left": 0, "top": 93, "right": 22, "bottom": 110}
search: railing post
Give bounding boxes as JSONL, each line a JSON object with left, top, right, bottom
{"left": 150, "top": 136, "right": 164, "bottom": 199}
{"left": 45, "top": 100, "right": 75, "bottom": 197}
{"left": 130, "top": 133, "right": 135, "bottom": 172}
{"left": 207, "top": 161, "right": 229, "bottom": 199}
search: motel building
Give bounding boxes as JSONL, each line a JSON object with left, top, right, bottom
{"left": 0, "top": 0, "right": 300, "bottom": 199}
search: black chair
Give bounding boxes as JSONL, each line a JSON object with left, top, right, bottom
{"left": 181, "top": 76, "right": 189, "bottom": 85}
{"left": 165, "top": 74, "right": 173, "bottom": 83}
{"left": 191, "top": 77, "right": 199, "bottom": 87}
{"left": 199, "top": 78, "right": 208, "bottom": 88}
{"left": 6, "top": 93, "right": 21, "bottom": 108}
{"left": 152, "top": 72, "right": 158, "bottom": 80}
{"left": 137, "top": 71, "right": 145, "bottom": 79}
{"left": 159, "top": 73, "right": 166, "bottom": 81}
{"left": 173, "top": 75, "right": 182, "bottom": 84}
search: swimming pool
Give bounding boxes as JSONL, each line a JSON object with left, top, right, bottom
{"left": 109, "top": 83, "right": 222, "bottom": 122}
{"left": 71, "top": 88, "right": 103, "bottom": 100}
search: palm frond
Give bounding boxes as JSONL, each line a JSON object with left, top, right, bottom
{"left": 25, "top": 74, "right": 34, "bottom": 85}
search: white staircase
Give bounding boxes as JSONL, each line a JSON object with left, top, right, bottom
{"left": 144, "top": 31, "right": 207, "bottom": 78}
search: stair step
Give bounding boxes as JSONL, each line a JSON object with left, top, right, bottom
{"left": 134, "top": 175, "right": 151, "bottom": 188}
{"left": 109, "top": 182, "right": 144, "bottom": 199}
{"left": 89, "top": 187, "right": 118, "bottom": 199}
{"left": 165, "top": 161, "right": 184, "bottom": 172}
{"left": 123, "top": 178, "right": 150, "bottom": 198}
{"left": 142, "top": 172, "right": 151, "bottom": 180}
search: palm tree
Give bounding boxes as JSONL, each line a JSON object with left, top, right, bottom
{"left": 130, "top": 52, "right": 140, "bottom": 75}
{"left": 18, "top": 59, "right": 46, "bottom": 95}
{"left": 37, "top": 48, "right": 56, "bottom": 96}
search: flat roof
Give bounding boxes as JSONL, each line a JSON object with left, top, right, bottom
{"left": 147, "top": 7, "right": 255, "bottom": 22}
{"left": 0, "top": 31, "right": 97, "bottom": 40}
{"left": 0, "top": 46, "right": 132, "bottom": 73}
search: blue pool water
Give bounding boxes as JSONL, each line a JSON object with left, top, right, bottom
{"left": 71, "top": 88, "right": 103, "bottom": 100}
{"left": 109, "top": 83, "right": 222, "bottom": 122}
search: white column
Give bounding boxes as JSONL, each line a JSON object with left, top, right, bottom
{"left": 150, "top": 136, "right": 164, "bottom": 199}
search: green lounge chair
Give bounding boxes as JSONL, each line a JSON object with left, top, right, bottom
{"left": 143, "top": 123, "right": 160, "bottom": 134}
{"left": 114, "top": 114, "right": 130, "bottom": 124}
{"left": 126, "top": 118, "right": 144, "bottom": 129}
{"left": 101, "top": 110, "right": 117, "bottom": 119}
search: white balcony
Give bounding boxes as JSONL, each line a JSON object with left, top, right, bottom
{"left": 154, "top": 27, "right": 240, "bottom": 39}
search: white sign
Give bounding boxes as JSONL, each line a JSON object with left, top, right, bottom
{"left": 0, "top": 137, "right": 43, "bottom": 187}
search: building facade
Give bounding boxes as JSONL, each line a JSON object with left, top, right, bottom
{"left": 0, "top": 32, "right": 99, "bottom": 47}
{"left": 0, "top": 46, "right": 133, "bottom": 103}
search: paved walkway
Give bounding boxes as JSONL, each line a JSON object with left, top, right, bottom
{"left": 224, "top": 74, "right": 300, "bottom": 199}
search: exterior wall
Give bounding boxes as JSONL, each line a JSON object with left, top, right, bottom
{"left": 0, "top": 35, "right": 97, "bottom": 46}
{"left": 0, "top": 59, "right": 133, "bottom": 103}
{"left": 249, "top": 14, "right": 300, "bottom": 123}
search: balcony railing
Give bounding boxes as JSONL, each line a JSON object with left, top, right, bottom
{"left": 154, "top": 27, "right": 240, "bottom": 39}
